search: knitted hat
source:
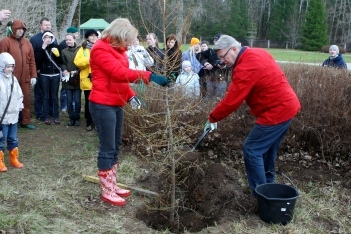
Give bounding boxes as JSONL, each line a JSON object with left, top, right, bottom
{"left": 190, "top": 37, "right": 200, "bottom": 46}
{"left": 182, "top": 60, "right": 191, "bottom": 70}
{"left": 329, "top": 45, "right": 339, "bottom": 54}
{"left": 42, "top": 31, "right": 55, "bottom": 44}
{"left": 84, "top": 29, "right": 98, "bottom": 39}
{"left": 66, "top": 26, "right": 78, "bottom": 33}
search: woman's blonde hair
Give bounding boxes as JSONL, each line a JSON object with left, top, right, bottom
{"left": 101, "top": 18, "right": 138, "bottom": 48}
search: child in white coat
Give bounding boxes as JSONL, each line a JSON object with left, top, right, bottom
{"left": 176, "top": 60, "right": 200, "bottom": 97}
{"left": 0, "top": 52, "right": 24, "bottom": 172}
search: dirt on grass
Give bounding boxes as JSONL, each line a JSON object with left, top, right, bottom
{"left": 1, "top": 113, "right": 350, "bottom": 233}
{"left": 136, "top": 150, "right": 253, "bottom": 233}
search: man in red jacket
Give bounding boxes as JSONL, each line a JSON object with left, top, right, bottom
{"left": 204, "top": 35, "right": 300, "bottom": 197}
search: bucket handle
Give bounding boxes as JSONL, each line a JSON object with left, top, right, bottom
{"left": 276, "top": 170, "right": 298, "bottom": 191}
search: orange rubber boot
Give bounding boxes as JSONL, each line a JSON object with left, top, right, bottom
{"left": 9, "top": 147, "right": 24, "bottom": 168}
{"left": 0, "top": 151, "right": 8, "bottom": 172}
{"left": 98, "top": 169, "right": 126, "bottom": 206}
{"left": 112, "top": 164, "right": 131, "bottom": 197}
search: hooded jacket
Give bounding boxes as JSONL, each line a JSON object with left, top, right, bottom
{"left": 0, "top": 52, "right": 24, "bottom": 124}
{"left": 0, "top": 19, "right": 37, "bottom": 83}
{"left": 176, "top": 61, "right": 200, "bottom": 97}
{"left": 33, "top": 30, "right": 62, "bottom": 75}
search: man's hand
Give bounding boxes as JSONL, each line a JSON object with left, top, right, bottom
{"left": 204, "top": 62, "right": 213, "bottom": 70}
{"left": 204, "top": 120, "right": 217, "bottom": 133}
{"left": 0, "top": 10, "right": 11, "bottom": 22}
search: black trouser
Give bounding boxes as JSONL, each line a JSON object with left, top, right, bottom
{"left": 84, "top": 90, "right": 93, "bottom": 126}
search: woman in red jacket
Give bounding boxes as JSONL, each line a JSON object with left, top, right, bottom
{"left": 89, "top": 18, "right": 169, "bottom": 206}
{"left": 204, "top": 35, "right": 300, "bottom": 199}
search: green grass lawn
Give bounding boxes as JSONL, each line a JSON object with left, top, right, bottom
{"left": 265, "top": 48, "right": 351, "bottom": 63}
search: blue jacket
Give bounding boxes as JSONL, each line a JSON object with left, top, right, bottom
{"left": 182, "top": 49, "right": 202, "bottom": 74}
{"left": 322, "top": 54, "right": 347, "bottom": 69}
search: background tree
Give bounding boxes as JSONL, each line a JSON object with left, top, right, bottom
{"left": 3, "top": 0, "right": 351, "bottom": 50}
{"left": 301, "top": 0, "right": 329, "bottom": 51}
{"left": 266, "top": 0, "right": 296, "bottom": 41}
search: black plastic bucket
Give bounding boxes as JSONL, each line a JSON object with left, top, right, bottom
{"left": 255, "top": 183, "right": 299, "bottom": 225}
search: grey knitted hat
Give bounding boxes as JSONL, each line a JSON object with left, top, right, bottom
{"left": 329, "top": 45, "right": 339, "bottom": 54}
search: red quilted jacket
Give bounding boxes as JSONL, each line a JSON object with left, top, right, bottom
{"left": 89, "top": 38, "right": 151, "bottom": 106}
{"left": 209, "top": 47, "right": 300, "bottom": 125}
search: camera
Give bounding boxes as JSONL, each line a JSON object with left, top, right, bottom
{"left": 214, "top": 60, "right": 225, "bottom": 67}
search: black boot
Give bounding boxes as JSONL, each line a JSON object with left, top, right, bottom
{"left": 74, "top": 119, "right": 80, "bottom": 126}
{"left": 67, "top": 119, "right": 75, "bottom": 126}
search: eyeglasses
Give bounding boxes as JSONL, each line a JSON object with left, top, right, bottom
{"left": 218, "top": 48, "right": 231, "bottom": 59}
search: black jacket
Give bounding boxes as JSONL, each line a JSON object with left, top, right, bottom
{"left": 35, "top": 43, "right": 62, "bottom": 74}
{"left": 146, "top": 46, "right": 164, "bottom": 74}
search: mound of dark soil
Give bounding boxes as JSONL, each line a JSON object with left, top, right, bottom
{"left": 136, "top": 150, "right": 255, "bottom": 233}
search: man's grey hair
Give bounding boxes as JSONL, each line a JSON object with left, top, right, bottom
{"left": 213, "top": 35, "right": 241, "bottom": 51}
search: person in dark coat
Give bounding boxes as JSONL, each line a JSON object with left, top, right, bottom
{"left": 61, "top": 33, "right": 81, "bottom": 126}
{"left": 164, "top": 34, "right": 182, "bottom": 82}
{"left": 322, "top": 45, "right": 347, "bottom": 69}
{"left": 30, "top": 17, "right": 57, "bottom": 121}
{"left": 145, "top": 33, "right": 164, "bottom": 74}
{"left": 197, "top": 34, "right": 227, "bottom": 99}
{"left": 34, "top": 31, "right": 62, "bottom": 125}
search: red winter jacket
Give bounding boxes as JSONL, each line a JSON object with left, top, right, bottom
{"left": 89, "top": 38, "right": 152, "bottom": 106}
{"left": 209, "top": 47, "right": 300, "bottom": 125}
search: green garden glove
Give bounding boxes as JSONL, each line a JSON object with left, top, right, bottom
{"left": 204, "top": 120, "right": 217, "bottom": 133}
{"left": 150, "top": 74, "right": 169, "bottom": 87}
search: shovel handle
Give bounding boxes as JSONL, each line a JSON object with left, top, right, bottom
{"left": 192, "top": 128, "right": 211, "bottom": 151}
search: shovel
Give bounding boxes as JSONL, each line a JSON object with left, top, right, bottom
{"left": 191, "top": 128, "right": 211, "bottom": 151}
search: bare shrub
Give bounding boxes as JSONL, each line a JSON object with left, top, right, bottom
{"left": 282, "top": 64, "right": 351, "bottom": 162}
{"left": 124, "top": 64, "right": 351, "bottom": 166}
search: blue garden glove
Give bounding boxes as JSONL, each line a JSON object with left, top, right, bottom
{"left": 128, "top": 96, "right": 141, "bottom": 109}
{"left": 204, "top": 120, "right": 217, "bottom": 133}
{"left": 150, "top": 74, "right": 169, "bottom": 87}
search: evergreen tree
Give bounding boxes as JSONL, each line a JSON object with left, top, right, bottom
{"left": 267, "top": 0, "right": 295, "bottom": 41}
{"left": 301, "top": 0, "right": 329, "bottom": 51}
{"left": 190, "top": 0, "right": 248, "bottom": 42}
{"left": 80, "top": 0, "right": 108, "bottom": 24}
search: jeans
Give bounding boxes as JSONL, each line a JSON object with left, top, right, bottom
{"left": 35, "top": 74, "right": 53, "bottom": 119}
{"left": 243, "top": 119, "right": 293, "bottom": 194}
{"left": 60, "top": 88, "right": 67, "bottom": 111}
{"left": 89, "top": 102, "right": 123, "bottom": 170}
{"left": 0, "top": 124, "right": 18, "bottom": 151}
{"left": 66, "top": 89, "right": 81, "bottom": 120}
{"left": 41, "top": 74, "right": 60, "bottom": 119}
{"left": 34, "top": 75, "right": 44, "bottom": 118}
